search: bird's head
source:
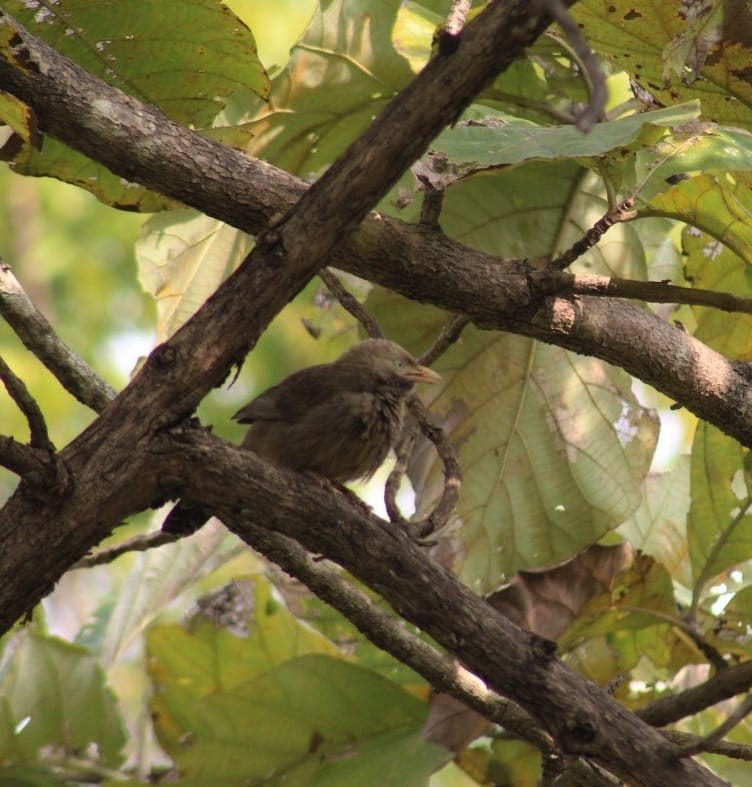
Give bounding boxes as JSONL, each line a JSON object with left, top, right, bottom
{"left": 337, "top": 339, "right": 441, "bottom": 391}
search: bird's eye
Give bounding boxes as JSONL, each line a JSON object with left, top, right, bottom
{"left": 396, "top": 360, "right": 404, "bottom": 368}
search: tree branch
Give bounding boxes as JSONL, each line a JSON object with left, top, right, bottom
{"left": 671, "top": 693, "right": 752, "bottom": 759}
{"left": 153, "top": 428, "right": 725, "bottom": 787}
{"left": 1, "top": 12, "right": 750, "bottom": 451}
{"left": 240, "top": 522, "right": 553, "bottom": 752}
{"left": 0, "top": 262, "right": 116, "bottom": 413}
{"left": 638, "top": 660, "right": 752, "bottom": 727}
{"left": 0, "top": 352, "right": 52, "bottom": 451}
{"left": 562, "top": 272, "right": 752, "bottom": 314}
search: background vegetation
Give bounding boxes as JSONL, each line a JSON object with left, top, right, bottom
{"left": 0, "top": 0, "right": 751, "bottom": 784}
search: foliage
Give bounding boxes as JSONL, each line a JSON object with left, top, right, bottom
{"left": 0, "top": 0, "right": 751, "bottom": 784}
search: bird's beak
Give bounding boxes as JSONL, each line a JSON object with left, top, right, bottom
{"left": 407, "top": 364, "right": 442, "bottom": 384}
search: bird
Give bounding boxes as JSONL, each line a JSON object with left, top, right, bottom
{"left": 161, "top": 338, "right": 441, "bottom": 534}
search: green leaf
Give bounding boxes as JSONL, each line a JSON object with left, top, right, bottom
{"left": 683, "top": 225, "right": 752, "bottom": 355}
{"left": 136, "top": 210, "right": 253, "bottom": 341}
{"left": 146, "top": 575, "right": 338, "bottom": 709}
{"left": 618, "top": 457, "right": 692, "bottom": 588}
{"left": 575, "top": 0, "right": 752, "bottom": 130}
{"left": 431, "top": 103, "right": 701, "bottom": 172}
{"left": 0, "top": 0, "right": 268, "bottom": 208}
{"left": 234, "top": 0, "right": 414, "bottom": 175}
{"left": 559, "top": 554, "right": 679, "bottom": 646}
{"left": 649, "top": 173, "right": 752, "bottom": 266}
{"left": 688, "top": 422, "right": 752, "bottom": 598}
{"left": 0, "top": 629, "right": 125, "bottom": 765}
{"left": 148, "top": 650, "right": 446, "bottom": 786}
{"left": 2, "top": 0, "right": 269, "bottom": 127}
{"left": 85, "top": 522, "right": 243, "bottom": 665}
{"left": 0, "top": 766, "right": 68, "bottom": 787}
{"left": 393, "top": 2, "right": 591, "bottom": 124}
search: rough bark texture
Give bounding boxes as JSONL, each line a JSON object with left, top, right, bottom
{"left": 0, "top": 2, "right": 738, "bottom": 785}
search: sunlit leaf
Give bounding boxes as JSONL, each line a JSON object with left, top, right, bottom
{"left": 0, "top": 0, "right": 268, "bottom": 207}
{"left": 370, "top": 292, "right": 658, "bottom": 589}
{"left": 575, "top": 0, "right": 752, "bottom": 130}
{"left": 136, "top": 210, "right": 253, "bottom": 341}
{"left": 431, "top": 103, "right": 700, "bottom": 172}
{"left": 228, "top": 0, "right": 414, "bottom": 176}
{"left": 82, "top": 522, "right": 243, "bottom": 665}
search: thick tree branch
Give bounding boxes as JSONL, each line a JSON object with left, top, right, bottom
{"left": 0, "top": 7, "right": 738, "bottom": 785}
{"left": 2, "top": 10, "right": 751, "bottom": 450}
{"left": 153, "top": 429, "right": 724, "bottom": 787}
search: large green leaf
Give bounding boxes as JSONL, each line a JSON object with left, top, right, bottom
{"left": 394, "top": 1, "right": 591, "bottom": 124}
{"left": 0, "top": 629, "right": 126, "bottom": 766}
{"left": 146, "top": 575, "right": 338, "bottom": 708}
{"left": 370, "top": 293, "right": 657, "bottom": 589}
{"left": 683, "top": 225, "right": 752, "bottom": 357}
{"left": 0, "top": 0, "right": 268, "bottom": 207}
{"left": 79, "top": 522, "right": 244, "bottom": 665}
{"left": 431, "top": 103, "right": 700, "bottom": 172}
{"left": 136, "top": 209, "right": 254, "bottom": 340}
{"left": 148, "top": 646, "right": 447, "bottom": 786}
{"left": 229, "top": 0, "right": 414, "bottom": 175}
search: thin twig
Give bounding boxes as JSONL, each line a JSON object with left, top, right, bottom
{"left": 0, "top": 262, "right": 116, "bottom": 413}
{"left": 671, "top": 693, "right": 752, "bottom": 759}
{"left": 445, "top": 0, "right": 471, "bottom": 36}
{"left": 550, "top": 199, "right": 636, "bottom": 269}
{"left": 0, "top": 353, "right": 53, "bottom": 451}
{"left": 0, "top": 434, "right": 56, "bottom": 480}
{"left": 72, "top": 530, "right": 179, "bottom": 569}
{"left": 662, "top": 729, "right": 752, "bottom": 762}
{"left": 384, "top": 421, "right": 418, "bottom": 524}
{"left": 565, "top": 274, "right": 752, "bottom": 315}
{"left": 419, "top": 185, "right": 444, "bottom": 227}
{"left": 638, "top": 660, "right": 752, "bottom": 727}
{"left": 435, "top": 0, "right": 472, "bottom": 55}
{"left": 543, "top": 0, "right": 607, "bottom": 132}
{"left": 318, "top": 268, "right": 383, "bottom": 338}
{"left": 404, "top": 396, "right": 462, "bottom": 539}
{"left": 418, "top": 314, "right": 470, "bottom": 366}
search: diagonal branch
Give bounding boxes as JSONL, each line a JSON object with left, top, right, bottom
{"left": 0, "top": 352, "right": 52, "bottom": 452}
{"left": 0, "top": 262, "right": 117, "bottom": 413}
{"left": 153, "top": 428, "right": 725, "bottom": 787}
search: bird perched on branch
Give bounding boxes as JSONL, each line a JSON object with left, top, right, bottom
{"left": 162, "top": 338, "right": 441, "bottom": 534}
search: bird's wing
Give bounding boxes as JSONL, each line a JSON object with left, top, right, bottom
{"left": 233, "top": 364, "right": 341, "bottom": 423}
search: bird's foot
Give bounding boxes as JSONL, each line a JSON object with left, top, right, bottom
{"left": 404, "top": 519, "right": 438, "bottom": 547}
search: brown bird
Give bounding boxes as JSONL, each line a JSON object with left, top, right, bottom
{"left": 162, "top": 339, "right": 440, "bottom": 534}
